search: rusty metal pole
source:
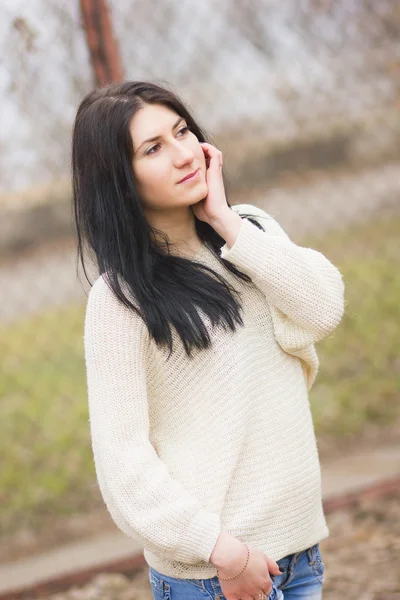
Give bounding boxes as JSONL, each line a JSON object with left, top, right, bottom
{"left": 80, "top": 0, "right": 123, "bottom": 86}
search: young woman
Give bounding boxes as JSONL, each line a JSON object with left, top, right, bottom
{"left": 72, "top": 81, "right": 345, "bottom": 600}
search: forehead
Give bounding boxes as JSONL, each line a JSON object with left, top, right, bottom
{"left": 129, "top": 104, "right": 182, "bottom": 144}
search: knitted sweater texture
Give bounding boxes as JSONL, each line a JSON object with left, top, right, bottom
{"left": 84, "top": 203, "right": 345, "bottom": 579}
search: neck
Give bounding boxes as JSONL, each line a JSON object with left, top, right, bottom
{"left": 145, "top": 205, "right": 202, "bottom": 258}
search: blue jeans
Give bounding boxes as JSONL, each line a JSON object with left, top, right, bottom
{"left": 149, "top": 543, "right": 325, "bottom": 600}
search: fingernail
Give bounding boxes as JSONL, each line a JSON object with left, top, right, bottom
{"left": 279, "top": 567, "right": 284, "bottom": 573}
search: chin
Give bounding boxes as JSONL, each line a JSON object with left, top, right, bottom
{"left": 192, "top": 181, "right": 208, "bottom": 199}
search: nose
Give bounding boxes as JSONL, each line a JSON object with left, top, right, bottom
{"left": 171, "top": 141, "right": 195, "bottom": 167}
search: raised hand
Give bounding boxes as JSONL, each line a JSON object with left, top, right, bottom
{"left": 191, "top": 142, "right": 229, "bottom": 225}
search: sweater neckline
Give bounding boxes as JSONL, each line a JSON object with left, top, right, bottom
{"left": 193, "top": 243, "right": 208, "bottom": 260}
{"left": 193, "top": 242, "right": 220, "bottom": 262}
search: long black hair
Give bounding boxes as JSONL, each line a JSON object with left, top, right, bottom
{"left": 72, "top": 80, "right": 264, "bottom": 358}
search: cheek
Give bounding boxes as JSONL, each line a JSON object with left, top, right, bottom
{"left": 193, "top": 141, "right": 206, "bottom": 166}
{"left": 134, "top": 161, "right": 171, "bottom": 201}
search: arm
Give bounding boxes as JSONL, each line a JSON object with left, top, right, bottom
{"left": 212, "top": 204, "right": 345, "bottom": 346}
{"left": 84, "top": 276, "right": 221, "bottom": 564}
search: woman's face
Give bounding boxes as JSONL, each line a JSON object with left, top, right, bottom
{"left": 130, "top": 103, "right": 208, "bottom": 211}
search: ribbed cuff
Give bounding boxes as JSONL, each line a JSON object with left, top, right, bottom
{"left": 173, "top": 509, "right": 222, "bottom": 564}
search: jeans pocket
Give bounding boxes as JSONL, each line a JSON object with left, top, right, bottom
{"left": 268, "top": 584, "right": 279, "bottom": 600}
{"left": 309, "top": 544, "right": 325, "bottom": 584}
{"left": 149, "top": 569, "right": 171, "bottom": 600}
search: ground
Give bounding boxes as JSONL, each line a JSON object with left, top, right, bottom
{"left": 36, "top": 491, "right": 400, "bottom": 600}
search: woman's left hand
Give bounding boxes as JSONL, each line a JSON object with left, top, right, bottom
{"left": 191, "top": 143, "right": 230, "bottom": 225}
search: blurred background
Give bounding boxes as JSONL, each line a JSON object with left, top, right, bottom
{"left": 1, "top": 1, "right": 399, "bottom": 599}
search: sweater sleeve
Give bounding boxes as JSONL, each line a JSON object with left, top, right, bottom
{"left": 220, "top": 204, "right": 345, "bottom": 389}
{"left": 84, "top": 276, "right": 221, "bottom": 564}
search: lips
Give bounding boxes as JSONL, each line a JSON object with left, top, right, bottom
{"left": 178, "top": 168, "right": 199, "bottom": 183}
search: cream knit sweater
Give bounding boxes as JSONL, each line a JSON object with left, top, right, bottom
{"left": 84, "top": 203, "right": 345, "bottom": 579}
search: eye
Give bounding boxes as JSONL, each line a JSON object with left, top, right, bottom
{"left": 144, "top": 127, "right": 189, "bottom": 156}
{"left": 177, "top": 126, "right": 189, "bottom": 136}
{"left": 145, "top": 143, "right": 160, "bottom": 156}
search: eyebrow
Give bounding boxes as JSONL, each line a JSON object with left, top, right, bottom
{"left": 135, "top": 116, "right": 185, "bottom": 153}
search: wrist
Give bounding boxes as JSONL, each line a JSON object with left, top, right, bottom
{"left": 210, "top": 531, "right": 247, "bottom": 571}
{"left": 208, "top": 207, "right": 232, "bottom": 226}
{"left": 209, "top": 210, "right": 243, "bottom": 248}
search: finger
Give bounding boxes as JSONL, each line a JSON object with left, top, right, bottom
{"left": 200, "top": 142, "right": 222, "bottom": 160}
{"left": 209, "top": 151, "right": 223, "bottom": 169}
{"left": 258, "top": 583, "right": 273, "bottom": 597}
{"left": 199, "top": 142, "right": 212, "bottom": 154}
{"left": 265, "top": 556, "right": 282, "bottom": 576}
{"left": 200, "top": 144, "right": 223, "bottom": 169}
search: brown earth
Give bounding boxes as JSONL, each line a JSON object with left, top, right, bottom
{"left": 22, "top": 490, "right": 400, "bottom": 600}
